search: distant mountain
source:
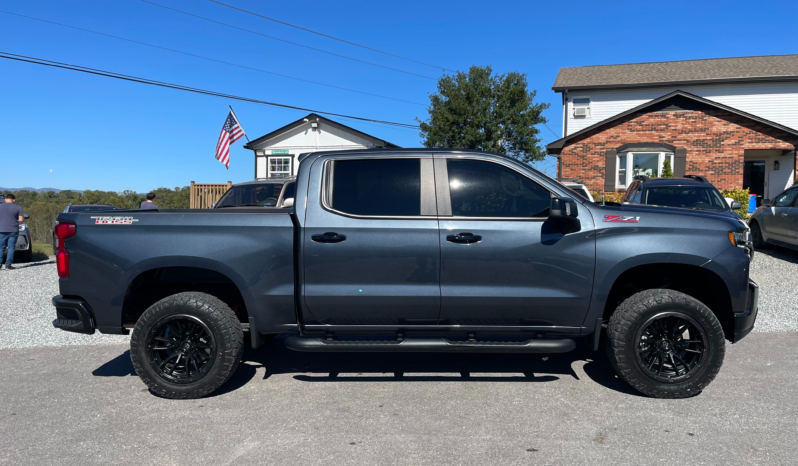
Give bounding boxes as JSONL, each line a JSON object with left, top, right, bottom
{"left": 0, "top": 187, "right": 83, "bottom": 194}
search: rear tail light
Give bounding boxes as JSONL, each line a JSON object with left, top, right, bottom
{"left": 55, "top": 222, "right": 76, "bottom": 278}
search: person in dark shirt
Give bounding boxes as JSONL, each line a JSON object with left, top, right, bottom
{"left": 0, "top": 193, "right": 25, "bottom": 270}
{"left": 140, "top": 192, "right": 159, "bottom": 210}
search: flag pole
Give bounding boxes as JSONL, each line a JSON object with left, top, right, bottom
{"left": 229, "top": 105, "right": 250, "bottom": 143}
{"left": 230, "top": 105, "right": 259, "bottom": 178}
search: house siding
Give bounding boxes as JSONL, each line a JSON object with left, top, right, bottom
{"left": 566, "top": 81, "right": 798, "bottom": 135}
{"left": 560, "top": 107, "right": 798, "bottom": 193}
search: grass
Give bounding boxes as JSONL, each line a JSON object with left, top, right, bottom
{"left": 32, "top": 242, "right": 54, "bottom": 259}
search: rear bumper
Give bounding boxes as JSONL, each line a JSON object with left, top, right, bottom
{"left": 52, "top": 296, "right": 96, "bottom": 335}
{"left": 732, "top": 279, "right": 759, "bottom": 343}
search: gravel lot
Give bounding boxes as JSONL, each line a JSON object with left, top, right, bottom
{"left": 0, "top": 248, "right": 795, "bottom": 349}
{"left": 0, "top": 258, "right": 129, "bottom": 349}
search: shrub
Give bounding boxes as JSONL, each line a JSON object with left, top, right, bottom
{"left": 590, "top": 190, "right": 625, "bottom": 203}
{"left": 661, "top": 159, "right": 674, "bottom": 178}
{"left": 720, "top": 188, "right": 750, "bottom": 218}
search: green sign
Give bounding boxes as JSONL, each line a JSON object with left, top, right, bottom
{"left": 271, "top": 150, "right": 290, "bottom": 155}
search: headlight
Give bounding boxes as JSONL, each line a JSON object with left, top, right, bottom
{"left": 728, "top": 229, "right": 750, "bottom": 248}
{"left": 18, "top": 224, "right": 27, "bottom": 232}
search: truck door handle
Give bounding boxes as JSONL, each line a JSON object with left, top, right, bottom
{"left": 446, "top": 232, "right": 482, "bottom": 244}
{"left": 311, "top": 232, "right": 347, "bottom": 243}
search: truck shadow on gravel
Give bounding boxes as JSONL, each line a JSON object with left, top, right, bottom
{"left": 91, "top": 338, "right": 641, "bottom": 398}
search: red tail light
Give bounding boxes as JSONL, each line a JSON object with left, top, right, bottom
{"left": 55, "top": 222, "right": 76, "bottom": 278}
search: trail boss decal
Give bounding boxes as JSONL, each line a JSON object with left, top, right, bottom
{"left": 603, "top": 215, "right": 640, "bottom": 223}
{"left": 90, "top": 216, "right": 139, "bottom": 225}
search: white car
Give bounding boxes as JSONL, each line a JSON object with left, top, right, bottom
{"left": 557, "top": 178, "right": 595, "bottom": 202}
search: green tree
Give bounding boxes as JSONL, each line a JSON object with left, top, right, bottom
{"left": 417, "top": 65, "right": 550, "bottom": 164}
{"left": 661, "top": 159, "right": 674, "bottom": 178}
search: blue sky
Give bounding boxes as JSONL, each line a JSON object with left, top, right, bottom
{"left": 1, "top": 0, "right": 796, "bottom": 192}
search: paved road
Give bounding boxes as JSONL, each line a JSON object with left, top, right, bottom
{"left": 1, "top": 333, "right": 796, "bottom": 465}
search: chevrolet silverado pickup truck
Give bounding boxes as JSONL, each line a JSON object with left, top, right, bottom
{"left": 51, "top": 149, "right": 758, "bottom": 399}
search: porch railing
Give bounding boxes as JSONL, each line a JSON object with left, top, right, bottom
{"left": 190, "top": 181, "right": 232, "bottom": 209}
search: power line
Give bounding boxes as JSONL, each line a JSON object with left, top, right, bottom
{"left": 0, "top": 52, "right": 420, "bottom": 129}
{"left": 542, "top": 123, "right": 560, "bottom": 139}
{"left": 0, "top": 10, "right": 425, "bottom": 106}
{"left": 209, "top": 0, "right": 454, "bottom": 73}
{"left": 138, "top": 0, "right": 437, "bottom": 80}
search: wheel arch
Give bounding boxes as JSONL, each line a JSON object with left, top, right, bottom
{"left": 600, "top": 262, "right": 734, "bottom": 341}
{"left": 120, "top": 257, "right": 254, "bottom": 328}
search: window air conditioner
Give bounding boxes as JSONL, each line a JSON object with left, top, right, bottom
{"left": 573, "top": 107, "right": 588, "bottom": 117}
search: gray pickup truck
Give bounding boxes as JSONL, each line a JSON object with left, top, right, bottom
{"left": 51, "top": 149, "right": 757, "bottom": 399}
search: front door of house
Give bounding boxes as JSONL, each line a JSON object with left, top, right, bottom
{"left": 743, "top": 161, "right": 766, "bottom": 207}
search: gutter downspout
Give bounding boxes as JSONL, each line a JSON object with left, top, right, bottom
{"left": 556, "top": 89, "right": 568, "bottom": 179}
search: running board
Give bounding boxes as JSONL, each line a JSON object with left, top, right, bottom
{"left": 284, "top": 337, "right": 576, "bottom": 353}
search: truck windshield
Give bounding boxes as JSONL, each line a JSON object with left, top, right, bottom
{"left": 644, "top": 187, "right": 729, "bottom": 211}
{"left": 216, "top": 183, "right": 284, "bottom": 207}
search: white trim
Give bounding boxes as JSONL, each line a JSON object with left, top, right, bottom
{"left": 268, "top": 156, "right": 292, "bottom": 178}
{"left": 616, "top": 152, "right": 674, "bottom": 189}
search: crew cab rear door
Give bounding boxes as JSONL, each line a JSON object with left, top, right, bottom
{"left": 434, "top": 154, "right": 595, "bottom": 330}
{"left": 302, "top": 155, "right": 440, "bottom": 326}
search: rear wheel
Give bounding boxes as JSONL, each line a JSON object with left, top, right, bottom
{"left": 750, "top": 221, "right": 766, "bottom": 249}
{"left": 606, "top": 289, "right": 725, "bottom": 398}
{"left": 130, "top": 292, "right": 244, "bottom": 399}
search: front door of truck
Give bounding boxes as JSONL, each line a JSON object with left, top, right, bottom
{"left": 435, "top": 156, "right": 595, "bottom": 330}
{"left": 302, "top": 155, "right": 440, "bottom": 326}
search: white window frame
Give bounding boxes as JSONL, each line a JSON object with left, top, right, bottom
{"left": 572, "top": 97, "right": 591, "bottom": 118}
{"left": 268, "top": 156, "right": 292, "bottom": 178}
{"left": 616, "top": 152, "right": 674, "bottom": 189}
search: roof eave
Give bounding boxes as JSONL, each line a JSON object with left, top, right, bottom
{"left": 552, "top": 75, "right": 798, "bottom": 92}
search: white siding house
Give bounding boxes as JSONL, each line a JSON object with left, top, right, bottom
{"left": 549, "top": 55, "right": 798, "bottom": 201}
{"left": 244, "top": 113, "right": 399, "bottom": 179}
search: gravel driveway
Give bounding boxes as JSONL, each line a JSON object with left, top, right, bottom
{"left": 0, "top": 248, "right": 796, "bottom": 349}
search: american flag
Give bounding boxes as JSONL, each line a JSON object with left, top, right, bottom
{"left": 214, "top": 110, "right": 245, "bottom": 169}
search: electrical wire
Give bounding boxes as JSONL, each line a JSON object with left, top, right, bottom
{"left": 209, "top": 0, "right": 454, "bottom": 73}
{"left": 0, "top": 10, "right": 425, "bottom": 106}
{"left": 0, "top": 52, "right": 420, "bottom": 129}
{"left": 138, "top": 0, "right": 437, "bottom": 80}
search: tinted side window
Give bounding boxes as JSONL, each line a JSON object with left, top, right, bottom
{"left": 447, "top": 159, "right": 550, "bottom": 218}
{"left": 774, "top": 189, "right": 798, "bottom": 207}
{"left": 331, "top": 159, "right": 421, "bottom": 216}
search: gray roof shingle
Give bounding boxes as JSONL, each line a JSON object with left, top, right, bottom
{"left": 552, "top": 54, "right": 798, "bottom": 91}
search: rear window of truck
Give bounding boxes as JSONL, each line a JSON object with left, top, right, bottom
{"left": 330, "top": 159, "right": 421, "bottom": 216}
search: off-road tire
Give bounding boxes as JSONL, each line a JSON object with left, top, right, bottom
{"left": 606, "top": 289, "right": 725, "bottom": 399}
{"left": 130, "top": 292, "right": 244, "bottom": 399}
{"left": 750, "top": 221, "right": 766, "bottom": 249}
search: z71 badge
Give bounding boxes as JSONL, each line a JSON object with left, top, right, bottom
{"left": 90, "top": 216, "right": 139, "bottom": 225}
{"left": 603, "top": 215, "right": 640, "bottom": 223}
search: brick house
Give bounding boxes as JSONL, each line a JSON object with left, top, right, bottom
{"left": 546, "top": 55, "right": 798, "bottom": 204}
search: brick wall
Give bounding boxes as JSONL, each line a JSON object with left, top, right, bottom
{"left": 560, "top": 108, "right": 798, "bottom": 192}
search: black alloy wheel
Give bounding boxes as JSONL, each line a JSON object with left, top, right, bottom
{"left": 635, "top": 313, "right": 706, "bottom": 383}
{"left": 147, "top": 315, "right": 217, "bottom": 384}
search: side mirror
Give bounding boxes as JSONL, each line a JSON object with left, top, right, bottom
{"left": 549, "top": 197, "right": 581, "bottom": 234}
{"left": 731, "top": 201, "right": 742, "bottom": 210}
{"left": 762, "top": 199, "right": 771, "bottom": 207}
{"left": 23, "top": 213, "right": 30, "bottom": 219}
{"left": 282, "top": 197, "right": 294, "bottom": 208}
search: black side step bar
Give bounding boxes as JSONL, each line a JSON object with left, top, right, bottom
{"left": 285, "top": 337, "right": 576, "bottom": 354}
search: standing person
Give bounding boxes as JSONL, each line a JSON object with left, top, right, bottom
{"left": 0, "top": 194, "right": 24, "bottom": 270}
{"left": 140, "top": 192, "right": 158, "bottom": 210}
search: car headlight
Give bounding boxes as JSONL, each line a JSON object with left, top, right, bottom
{"left": 728, "top": 229, "right": 750, "bottom": 248}
{"left": 18, "top": 224, "right": 27, "bottom": 232}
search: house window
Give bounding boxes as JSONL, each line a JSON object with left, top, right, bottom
{"left": 268, "top": 157, "right": 292, "bottom": 178}
{"left": 616, "top": 152, "right": 674, "bottom": 189}
{"left": 572, "top": 98, "right": 590, "bottom": 118}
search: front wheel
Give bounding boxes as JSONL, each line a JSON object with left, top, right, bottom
{"left": 606, "top": 289, "right": 725, "bottom": 398}
{"left": 130, "top": 292, "right": 244, "bottom": 399}
{"left": 750, "top": 221, "right": 766, "bottom": 249}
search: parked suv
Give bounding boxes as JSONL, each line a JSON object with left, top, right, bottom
{"left": 214, "top": 178, "right": 296, "bottom": 208}
{"left": 622, "top": 175, "right": 742, "bottom": 217}
{"left": 749, "top": 185, "right": 798, "bottom": 251}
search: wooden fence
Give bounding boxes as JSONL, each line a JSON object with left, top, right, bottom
{"left": 190, "top": 181, "right": 232, "bottom": 209}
